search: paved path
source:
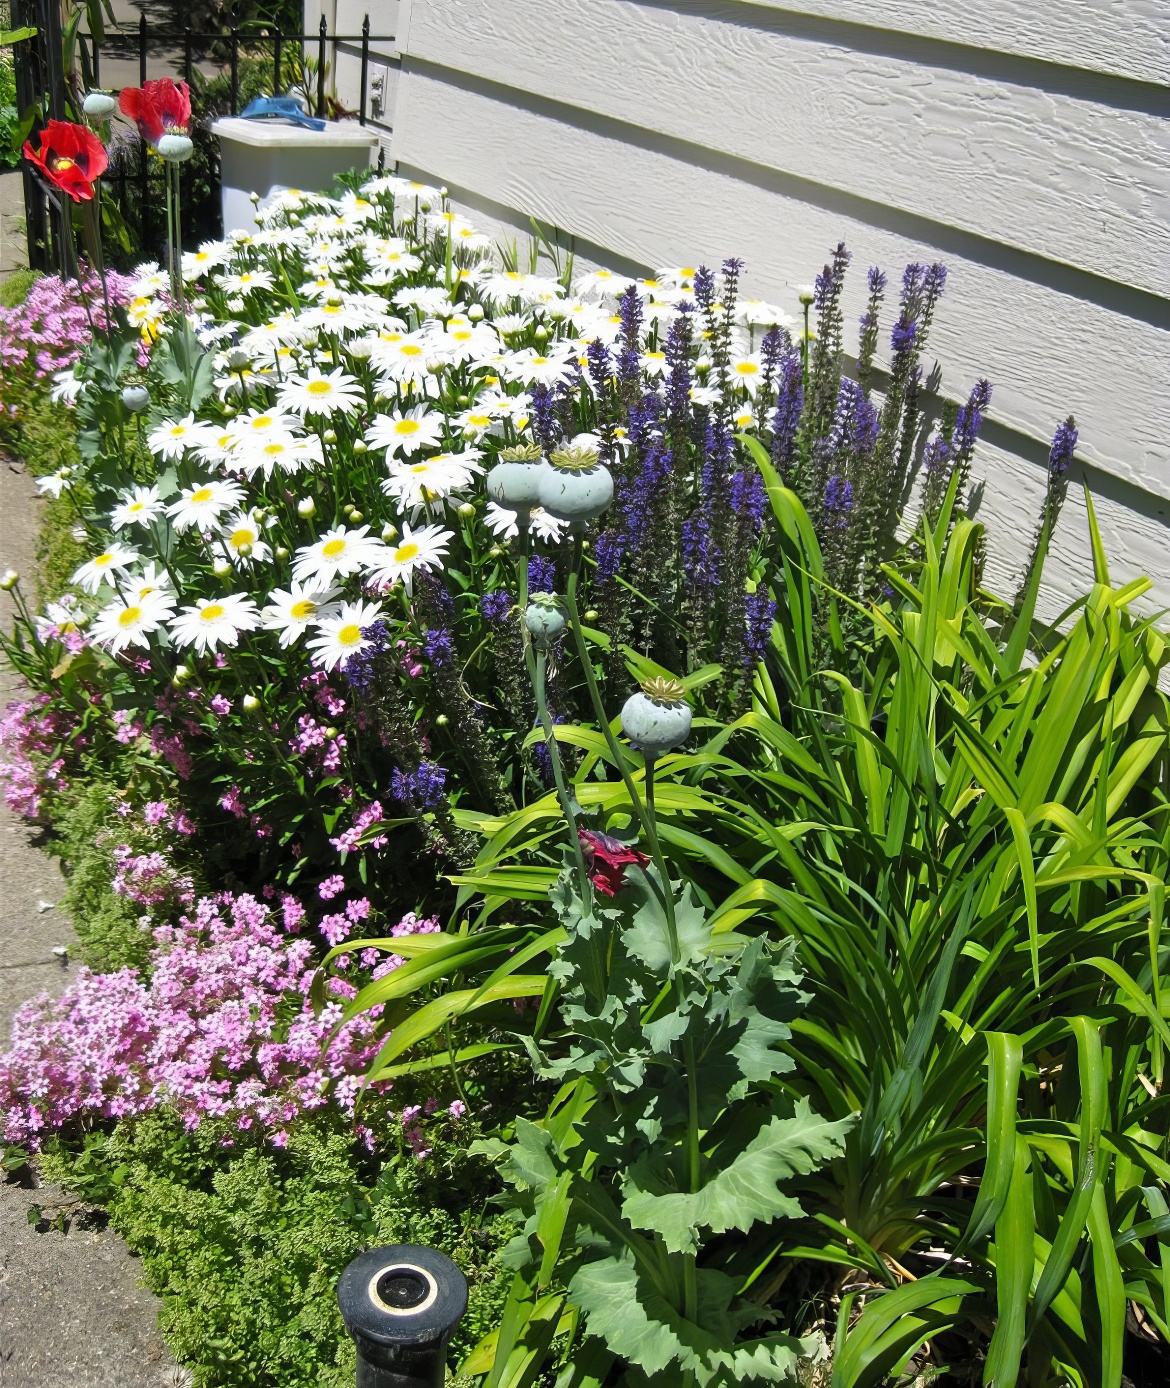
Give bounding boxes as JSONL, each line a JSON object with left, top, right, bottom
{"left": 0, "top": 172, "right": 28, "bottom": 279}
{"left": 0, "top": 455, "right": 177, "bottom": 1387}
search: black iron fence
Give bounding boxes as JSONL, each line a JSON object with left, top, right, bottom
{"left": 11, "top": 4, "right": 393, "bottom": 273}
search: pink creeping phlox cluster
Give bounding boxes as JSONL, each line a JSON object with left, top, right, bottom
{"left": 330, "top": 800, "right": 390, "bottom": 855}
{"left": 0, "top": 892, "right": 444, "bottom": 1149}
{"left": 111, "top": 846, "right": 196, "bottom": 907}
{"left": 0, "top": 695, "right": 74, "bottom": 818}
{"left": 0, "top": 271, "right": 137, "bottom": 391}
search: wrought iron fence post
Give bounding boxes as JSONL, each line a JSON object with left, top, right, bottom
{"left": 138, "top": 12, "right": 147, "bottom": 86}
{"left": 273, "top": 28, "right": 282, "bottom": 95}
{"left": 184, "top": 25, "right": 193, "bottom": 83}
{"left": 92, "top": 31, "right": 100, "bottom": 88}
{"left": 359, "top": 14, "right": 370, "bottom": 126}
{"left": 317, "top": 13, "right": 327, "bottom": 118}
{"left": 337, "top": 1245, "right": 467, "bottom": 1388}
{"left": 230, "top": 27, "right": 239, "bottom": 114}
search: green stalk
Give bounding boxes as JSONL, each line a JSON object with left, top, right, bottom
{"left": 563, "top": 538, "right": 680, "bottom": 962}
{"left": 514, "top": 542, "right": 590, "bottom": 895}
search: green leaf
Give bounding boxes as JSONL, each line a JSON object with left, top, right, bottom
{"left": 622, "top": 1099, "right": 852, "bottom": 1254}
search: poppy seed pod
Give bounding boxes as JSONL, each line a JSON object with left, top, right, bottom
{"left": 83, "top": 91, "right": 117, "bottom": 118}
{"left": 157, "top": 133, "right": 194, "bottom": 162}
{"left": 538, "top": 446, "right": 613, "bottom": 525}
{"left": 620, "top": 677, "right": 692, "bottom": 757}
{"left": 524, "top": 594, "right": 566, "bottom": 645}
{"left": 486, "top": 444, "right": 544, "bottom": 513}
{"left": 121, "top": 384, "right": 150, "bottom": 412}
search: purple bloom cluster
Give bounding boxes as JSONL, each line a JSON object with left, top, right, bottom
{"left": 528, "top": 554, "right": 556, "bottom": 594}
{"left": 390, "top": 759, "right": 448, "bottom": 810}
{"left": 1048, "top": 417, "right": 1078, "bottom": 477}
{"left": 480, "top": 590, "right": 512, "bottom": 624}
{"left": 342, "top": 620, "right": 391, "bottom": 693}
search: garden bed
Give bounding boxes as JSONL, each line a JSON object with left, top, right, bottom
{"left": 1, "top": 153, "right": 1168, "bottom": 1388}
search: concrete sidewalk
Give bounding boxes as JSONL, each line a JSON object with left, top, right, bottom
{"left": 0, "top": 171, "right": 28, "bottom": 279}
{"left": 0, "top": 456, "right": 177, "bottom": 1388}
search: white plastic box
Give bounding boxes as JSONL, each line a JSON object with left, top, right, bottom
{"left": 211, "top": 117, "right": 379, "bottom": 233}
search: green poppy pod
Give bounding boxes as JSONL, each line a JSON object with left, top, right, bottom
{"left": 121, "top": 384, "right": 150, "bottom": 413}
{"left": 524, "top": 594, "right": 566, "bottom": 646}
{"left": 157, "top": 133, "right": 194, "bottom": 163}
{"left": 620, "top": 677, "right": 692, "bottom": 756}
{"left": 538, "top": 446, "right": 613, "bottom": 525}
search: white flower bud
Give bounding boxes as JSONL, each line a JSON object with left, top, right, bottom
{"left": 297, "top": 497, "right": 316, "bottom": 518}
{"left": 468, "top": 304, "right": 484, "bottom": 321}
{"left": 352, "top": 439, "right": 367, "bottom": 454}
{"left": 0, "top": 568, "right": 19, "bottom": 590}
{"left": 213, "top": 557, "right": 232, "bottom": 577}
{"left": 241, "top": 694, "right": 261, "bottom": 713}
{"left": 323, "top": 429, "right": 337, "bottom": 444}
{"left": 381, "top": 523, "right": 398, "bottom": 542}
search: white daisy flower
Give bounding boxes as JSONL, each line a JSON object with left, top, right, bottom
{"left": 35, "top": 471, "right": 70, "bottom": 498}
{"left": 366, "top": 522, "right": 452, "bottom": 595}
{"left": 110, "top": 485, "right": 165, "bottom": 531}
{"left": 381, "top": 450, "right": 483, "bottom": 517}
{"left": 307, "top": 599, "right": 384, "bottom": 671}
{"left": 169, "top": 593, "right": 261, "bottom": 654}
{"left": 278, "top": 366, "right": 365, "bottom": 418}
{"left": 503, "top": 348, "right": 576, "bottom": 388}
{"left": 292, "top": 524, "right": 384, "bottom": 585}
{"left": 371, "top": 333, "right": 434, "bottom": 386}
{"left": 220, "top": 268, "right": 276, "bottom": 296}
{"left": 49, "top": 372, "right": 85, "bottom": 405}
{"left": 575, "top": 267, "right": 634, "bottom": 300}
{"left": 228, "top": 408, "right": 301, "bottom": 444}
{"left": 90, "top": 590, "right": 174, "bottom": 653}
{"left": 167, "top": 479, "right": 246, "bottom": 533}
{"left": 233, "top": 432, "right": 323, "bottom": 479}
{"left": 124, "top": 562, "right": 174, "bottom": 604}
{"left": 148, "top": 413, "right": 211, "bottom": 461}
{"left": 729, "top": 354, "right": 765, "bottom": 397}
{"left": 262, "top": 582, "right": 342, "bottom": 647}
{"left": 366, "top": 406, "right": 446, "bottom": 458}
{"left": 71, "top": 543, "right": 141, "bottom": 595}
{"left": 484, "top": 503, "right": 567, "bottom": 543}
{"left": 393, "top": 285, "right": 452, "bottom": 318}
{"left": 641, "top": 349, "right": 668, "bottom": 378}
{"left": 218, "top": 510, "right": 273, "bottom": 566}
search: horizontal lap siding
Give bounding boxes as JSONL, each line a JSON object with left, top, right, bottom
{"left": 369, "top": 0, "right": 1170, "bottom": 616}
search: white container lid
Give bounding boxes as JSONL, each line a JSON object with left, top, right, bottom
{"left": 211, "top": 116, "right": 379, "bottom": 149}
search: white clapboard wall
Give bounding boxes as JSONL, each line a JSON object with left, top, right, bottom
{"left": 317, "top": 0, "right": 1170, "bottom": 620}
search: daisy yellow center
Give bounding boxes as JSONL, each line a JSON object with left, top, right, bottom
{"left": 138, "top": 585, "right": 157, "bottom": 597}
{"left": 467, "top": 414, "right": 490, "bottom": 428}
{"left": 230, "top": 528, "right": 254, "bottom": 547}
{"left": 393, "top": 542, "right": 420, "bottom": 563}
{"left": 452, "top": 331, "right": 472, "bottom": 342}
{"left": 191, "top": 487, "right": 214, "bottom": 503}
{"left": 532, "top": 356, "right": 548, "bottom": 366}
{"left": 118, "top": 606, "right": 142, "bottom": 627}
{"left": 735, "top": 362, "right": 759, "bottom": 376}
{"left": 322, "top": 305, "right": 341, "bottom": 315}
{"left": 400, "top": 345, "right": 422, "bottom": 358}
{"left": 251, "top": 415, "right": 273, "bottom": 429}
{"left": 201, "top": 604, "right": 225, "bottom": 622}
{"left": 128, "top": 502, "right": 145, "bottom": 513}
{"left": 338, "top": 624, "right": 363, "bottom": 646}
{"left": 289, "top": 599, "right": 316, "bottom": 619}
{"left": 646, "top": 352, "right": 665, "bottom": 362}
{"left": 240, "top": 274, "right": 254, "bottom": 284}
{"left": 94, "top": 553, "right": 114, "bottom": 567}
{"left": 194, "top": 253, "right": 209, "bottom": 262}
{"left": 394, "top": 420, "right": 420, "bottom": 435}
{"left": 169, "top": 425, "right": 187, "bottom": 437}
{"left": 264, "top": 443, "right": 285, "bottom": 455}
{"left": 410, "top": 463, "right": 431, "bottom": 474}
{"left": 354, "top": 199, "right": 370, "bottom": 209}
{"left": 322, "top": 539, "right": 347, "bottom": 557}
{"left": 307, "top": 380, "right": 333, "bottom": 395}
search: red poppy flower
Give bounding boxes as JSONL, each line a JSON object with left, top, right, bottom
{"left": 22, "top": 120, "right": 108, "bottom": 203}
{"left": 578, "top": 828, "right": 650, "bottom": 898}
{"left": 119, "top": 78, "right": 191, "bottom": 144}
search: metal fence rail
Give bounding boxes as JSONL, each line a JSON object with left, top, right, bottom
{"left": 11, "top": 7, "right": 394, "bottom": 273}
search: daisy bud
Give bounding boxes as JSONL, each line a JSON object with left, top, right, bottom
{"left": 222, "top": 404, "right": 237, "bottom": 416}
{"left": 241, "top": 694, "right": 261, "bottom": 714}
{"left": 0, "top": 569, "right": 19, "bottom": 590}
{"left": 173, "top": 663, "right": 192, "bottom": 686}
{"left": 249, "top": 190, "right": 261, "bottom": 204}
{"left": 534, "top": 325, "right": 549, "bottom": 342}
{"left": 457, "top": 502, "right": 475, "bottom": 519}
{"left": 420, "top": 201, "right": 432, "bottom": 213}
{"left": 468, "top": 305, "right": 484, "bottom": 321}
{"left": 323, "top": 429, "right": 337, "bottom": 445}
{"left": 60, "top": 466, "right": 72, "bottom": 478}
{"left": 436, "top": 714, "right": 449, "bottom": 727}
{"left": 696, "top": 357, "right": 711, "bottom": 375}
{"left": 236, "top": 542, "right": 253, "bottom": 557}
{"left": 213, "top": 558, "right": 232, "bottom": 577}
{"left": 439, "top": 186, "right": 448, "bottom": 197}
{"left": 83, "top": 91, "right": 117, "bottom": 118}
{"left": 227, "top": 296, "right": 245, "bottom": 312}
{"left": 252, "top": 508, "right": 267, "bottom": 523}
{"left": 350, "top": 511, "right": 364, "bottom": 523}
{"left": 343, "top": 503, "right": 356, "bottom": 517}
{"left": 275, "top": 546, "right": 289, "bottom": 559}
{"left": 352, "top": 439, "right": 367, "bottom": 454}
{"left": 798, "top": 284, "right": 816, "bottom": 305}
{"left": 324, "top": 726, "right": 338, "bottom": 740}
{"left": 381, "top": 523, "right": 398, "bottom": 541}
{"left": 288, "top": 213, "right": 301, "bottom": 226}
{"left": 584, "top": 609, "right": 598, "bottom": 622}
{"left": 489, "top": 545, "right": 505, "bottom": 557}
{"left": 297, "top": 498, "right": 316, "bottom": 518}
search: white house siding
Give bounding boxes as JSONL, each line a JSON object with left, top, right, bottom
{"left": 318, "top": 0, "right": 1170, "bottom": 621}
